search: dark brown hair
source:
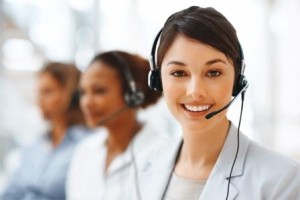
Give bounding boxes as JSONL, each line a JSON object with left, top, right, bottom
{"left": 91, "top": 51, "right": 162, "bottom": 108}
{"left": 39, "top": 62, "right": 84, "bottom": 126}
{"left": 157, "top": 6, "right": 242, "bottom": 83}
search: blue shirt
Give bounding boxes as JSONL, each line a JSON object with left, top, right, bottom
{"left": 1, "top": 125, "right": 90, "bottom": 200}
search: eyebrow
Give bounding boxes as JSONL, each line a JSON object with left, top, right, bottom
{"left": 206, "top": 58, "right": 227, "bottom": 66}
{"left": 166, "top": 61, "right": 186, "bottom": 66}
{"left": 166, "top": 58, "right": 227, "bottom": 67}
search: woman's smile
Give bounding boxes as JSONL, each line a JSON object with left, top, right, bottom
{"left": 181, "top": 103, "right": 213, "bottom": 120}
{"left": 182, "top": 104, "right": 212, "bottom": 112}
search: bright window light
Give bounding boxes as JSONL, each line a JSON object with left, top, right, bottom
{"left": 2, "top": 39, "right": 41, "bottom": 71}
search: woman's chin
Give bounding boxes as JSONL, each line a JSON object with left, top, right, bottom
{"left": 178, "top": 117, "right": 215, "bottom": 132}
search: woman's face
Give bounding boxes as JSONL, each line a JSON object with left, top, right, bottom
{"left": 79, "top": 61, "right": 126, "bottom": 127}
{"left": 161, "top": 34, "right": 235, "bottom": 132}
{"left": 38, "top": 72, "right": 68, "bottom": 120}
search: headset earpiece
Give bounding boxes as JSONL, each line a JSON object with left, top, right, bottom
{"left": 125, "top": 89, "right": 145, "bottom": 107}
{"left": 112, "top": 52, "right": 145, "bottom": 108}
{"left": 232, "top": 75, "right": 247, "bottom": 97}
{"left": 232, "top": 41, "right": 248, "bottom": 97}
{"left": 148, "top": 69, "right": 163, "bottom": 92}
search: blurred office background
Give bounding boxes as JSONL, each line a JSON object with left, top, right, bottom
{"left": 1, "top": 0, "right": 300, "bottom": 191}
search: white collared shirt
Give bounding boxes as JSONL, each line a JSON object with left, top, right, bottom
{"left": 66, "top": 122, "right": 167, "bottom": 200}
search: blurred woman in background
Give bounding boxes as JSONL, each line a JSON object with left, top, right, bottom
{"left": 1, "top": 62, "right": 89, "bottom": 200}
{"left": 66, "top": 51, "right": 164, "bottom": 200}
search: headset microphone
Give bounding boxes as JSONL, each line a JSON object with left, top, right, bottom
{"left": 97, "top": 106, "right": 129, "bottom": 125}
{"left": 205, "top": 79, "right": 249, "bottom": 120}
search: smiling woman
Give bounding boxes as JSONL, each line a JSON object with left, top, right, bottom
{"left": 127, "top": 6, "right": 300, "bottom": 200}
{"left": 161, "top": 35, "right": 235, "bottom": 132}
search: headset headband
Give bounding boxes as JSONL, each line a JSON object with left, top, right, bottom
{"left": 112, "top": 52, "right": 137, "bottom": 94}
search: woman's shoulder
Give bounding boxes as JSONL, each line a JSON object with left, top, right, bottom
{"left": 132, "top": 121, "right": 180, "bottom": 156}
{"left": 66, "top": 125, "right": 94, "bottom": 141}
{"left": 230, "top": 123, "right": 299, "bottom": 172}
{"left": 74, "top": 128, "right": 107, "bottom": 151}
{"left": 68, "top": 128, "right": 107, "bottom": 172}
{"left": 247, "top": 140, "right": 300, "bottom": 171}
{"left": 135, "top": 135, "right": 182, "bottom": 170}
{"left": 243, "top": 141, "right": 300, "bottom": 198}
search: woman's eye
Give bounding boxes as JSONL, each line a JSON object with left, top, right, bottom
{"left": 207, "top": 70, "right": 221, "bottom": 77}
{"left": 171, "top": 71, "right": 186, "bottom": 77}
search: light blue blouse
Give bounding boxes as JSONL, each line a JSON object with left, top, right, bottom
{"left": 1, "top": 125, "right": 90, "bottom": 200}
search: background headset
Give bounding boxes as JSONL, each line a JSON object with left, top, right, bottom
{"left": 111, "top": 52, "right": 145, "bottom": 108}
{"left": 148, "top": 28, "right": 249, "bottom": 200}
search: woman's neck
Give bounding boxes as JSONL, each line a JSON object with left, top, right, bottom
{"left": 105, "top": 110, "right": 141, "bottom": 171}
{"left": 51, "top": 115, "right": 68, "bottom": 147}
{"left": 175, "top": 119, "right": 230, "bottom": 179}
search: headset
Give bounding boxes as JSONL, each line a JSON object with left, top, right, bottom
{"left": 112, "top": 52, "right": 145, "bottom": 108}
{"left": 148, "top": 29, "right": 248, "bottom": 97}
{"left": 148, "top": 28, "right": 249, "bottom": 200}
{"left": 148, "top": 29, "right": 163, "bottom": 92}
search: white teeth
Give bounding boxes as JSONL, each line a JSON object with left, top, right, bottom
{"left": 184, "top": 105, "right": 210, "bottom": 112}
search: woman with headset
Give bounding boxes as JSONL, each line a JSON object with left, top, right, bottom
{"left": 1, "top": 62, "right": 88, "bottom": 200}
{"left": 128, "top": 6, "right": 300, "bottom": 200}
{"left": 66, "top": 51, "right": 163, "bottom": 199}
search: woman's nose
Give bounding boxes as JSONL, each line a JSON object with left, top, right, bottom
{"left": 186, "top": 76, "right": 207, "bottom": 99}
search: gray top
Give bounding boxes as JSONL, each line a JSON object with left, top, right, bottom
{"left": 164, "top": 173, "right": 206, "bottom": 200}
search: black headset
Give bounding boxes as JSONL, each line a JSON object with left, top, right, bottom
{"left": 112, "top": 52, "right": 145, "bottom": 108}
{"left": 148, "top": 29, "right": 248, "bottom": 97}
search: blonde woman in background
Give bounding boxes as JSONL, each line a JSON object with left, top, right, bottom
{"left": 1, "top": 62, "right": 90, "bottom": 200}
